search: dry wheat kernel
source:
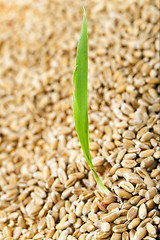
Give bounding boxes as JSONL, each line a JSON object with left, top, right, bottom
{"left": 101, "top": 222, "right": 111, "bottom": 232}
{"left": 145, "top": 187, "right": 157, "bottom": 200}
{"left": 127, "top": 206, "right": 138, "bottom": 221}
{"left": 26, "top": 200, "right": 42, "bottom": 216}
{"left": 68, "top": 212, "right": 76, "bottom": 224}
{"left": 146, "top": 199, "right": 155, "bottom": 210}
{"left": 153, "top": 151, "right": 160, "bottom": 159}
{"left": 136, "top": 167, "right": 149, "bottom": 178}
{"left": 138, "top": 203, "right": 147, "bottom": 220}
{"left": 111, "top": 233, "right": 122, "bottom": 240}
{"left": 79, "top": 234, "right": 87, "bottom": 240}
{"left": 128, "top": 218, "right": 141, "bottom": 229}
{"left": 144, "top": 237, "right": 157, "bottom": 240}
{"left": 153, "top": 194, "right": 160, "bottom": 204}
{"left": 75, "top": 201, "right": 85, "bottom": 217}
{"left": 129, "top": 229, "right": 136, "bottom": 240}
{"left": 122, "top": 231, "right": 129, "bottom": 240}
{"left": 134, "top": 227, "right": 147, "bottom": 240}
{"left": 68, "top": 236, "right": 77, "bottom": 240}
{"left": 46, "top": 214, "right": 55, "bottom": 229}
{"left": 101, "top": 209, "right": 120, "bottom": 222}
{"left": 144, "top": 176, "right": 155, "bottom": 189}
{"left": 80, "top": 222, "right": 95, "bottom": 233}
{"left": 112, "top": 223, "right": 128, "bottom": 233}
{"left": 114, "top": 187, "right": 132, "bottom": 199}
{"left": 146, "top": 223, "right": 157, "bottom": 237}
{"left": 139, "top": 149, "right": 154, "bottom": 158}
{"left": 56, "top": 221, "right": 70, "bottom": 230}
{"left": 107, "top": 203, "right": 121, "bottom": 212}
{"left": 141, "top": 156, "right": 155, "bottom": 168}
{"left": 153, "top": 216, "right": 160, "bottom": 225}
{"left": 128, "top": 196, "right": 141, "bottom": 205}
{"left": 138, "top": 218, "right": 153, "bottom": 228}
{"left": 88, "top": 212, "right": 98, "bottom": 222}
{"left": 123, "top": 130, "right": 135, "bottom": 139}
{"left": 121, "top": 159, "right": 137, "bottom": 168}
{"left": 95, "top": 229, "right": 111, "bottom": 238}
{"left": 114, "top": 215, "right": 127, "bottom": 224}
{"left": 119, "top": 181, "right": 134, "bottom": 193}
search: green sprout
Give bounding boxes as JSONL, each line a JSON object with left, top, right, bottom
{"left": 73, "top": 7, "right": 110, "bottom": 195}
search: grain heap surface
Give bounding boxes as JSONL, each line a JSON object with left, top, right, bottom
{"left": 0, "top": 0, "right": 159, "bottom": 239}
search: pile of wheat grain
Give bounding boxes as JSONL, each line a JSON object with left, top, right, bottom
{"left": 0, "top": 0, "right": 159, "bottom": 239}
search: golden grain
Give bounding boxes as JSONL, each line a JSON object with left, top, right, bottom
{"left": 114, "top": 187, "right": 132, "bottom": 199}
{"left": 0, "top": 1, "right": 159, "bottom": 238}
{"left": 82, "top": 200, "right": 92, "bottom": 215}
{"left": 128, "top": 218, "right": 141, "bottom": 229}
{"left": 111, "top": 233, "right": 122, "bottom": 240}
{"left": 122, "top": 232, "right": 129, "bottom": 240}
{"left": 141, "top": 132, "right": 154, "bottom": 142}
{"left": 153, "top": 216, "right": 160, "bottom": 225}
{"left": 101, "top": 209, "right": 120, "bottom": 222}
{"left": 128, "top": 195, "right": 141, "bottom": 205}
{"left": 25, "top": 200, "right": 42, "bottom": 216}
{"left": 107, "top": 203, "right": 121, "bottom": 212}
{"left": 145, "top": 187, "right": 157, "bottom": 200}
{"left": 80, "top": 222, "right": 95, "bottom": 233}
{"left": 144, "top": 176, "right": 155, "bottom": 189}
{"left": 134, "top": 227, "right": 147, "bottom": 240}
{"left": 146, "top": 223, "right": 157, "bottom": 238}
{"left": 101, "top": 222, "right": 111, "bottom": 232}
{"left": 139, "top": 149, "right": 154, "bottom": 158}
{"left": 88, "top": 212, "right": 98, "bottom": 222}
{"left": 65, "top": 177, "right": 77, "bottom": 188}
{"left": 138, "top": 218, "right": 153, "bottom": 228}
{"left": 123, "top": 130, "right": 135, "bottom": 139}
{"left": 114, "top": 215, "right": 127, "bottom": 224}
{"left": 95, "top": 229, "right": 111, "bottom": 239}
{"left": 127, "top": 206, "right": 138, "bottom": 221}
{"left": 141, "top": 156, "right": 155, "bottom": 168}
{"left": 116, "top": 168, "right": 132, "bottom": 177}
{"left": 56, "top": 221, "right": 70, "bottom": 230}
{"left": 112, "top": 223, "right": 128, "bottom": 233}
{"left": 138, "top": 203, "right": 147, "bottom": 220}
{"left": 119, "top": 181, "right": 134, "bottom": 193}
{"left": 121, "top": 159, "right": 137, "bottom": 168}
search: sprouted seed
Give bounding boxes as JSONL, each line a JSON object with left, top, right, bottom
{"left": 73, "top": 7, "right": 110, "bottom": 195}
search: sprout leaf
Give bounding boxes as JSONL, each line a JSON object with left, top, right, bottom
{"left": 73, "top": 7, "right": 110, "bottom": 195}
